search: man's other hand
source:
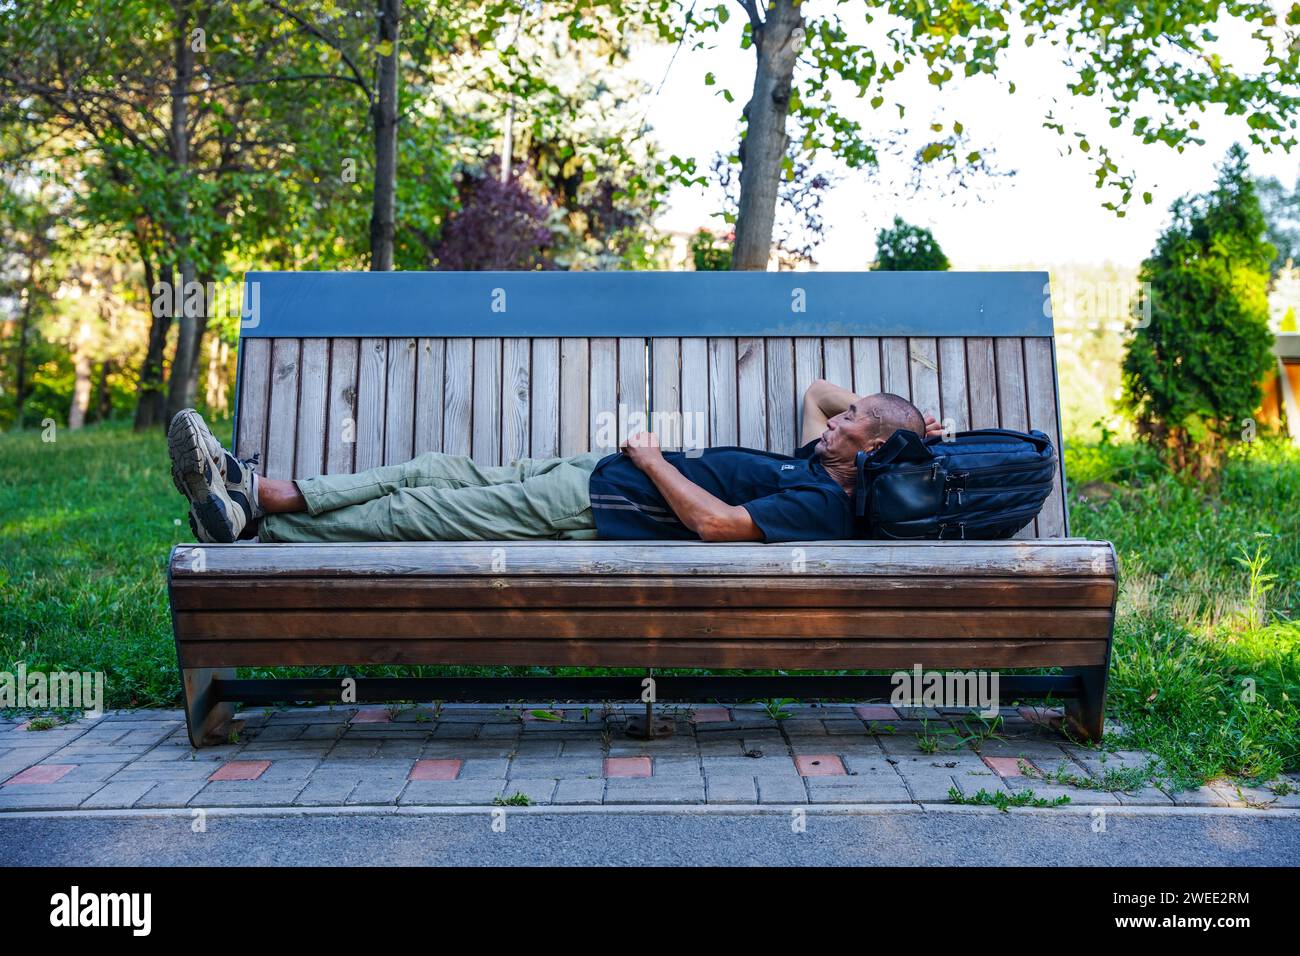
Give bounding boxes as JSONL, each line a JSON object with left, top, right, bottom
{"left": 923, "top": 414, "right": 944, "bottom": 439}
{"left": 622, "top": 431, "right": 664, "bottom": 469}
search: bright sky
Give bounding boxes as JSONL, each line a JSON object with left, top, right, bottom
{"left": 628, "top": 3, "right": 1299, "bottom": 270}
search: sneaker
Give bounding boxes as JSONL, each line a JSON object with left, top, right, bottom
{"left": 168, "top": 409, "right": 248, "bottom": 543}
{"left": 222, "top": 450, "right": 263, "bottom": 540}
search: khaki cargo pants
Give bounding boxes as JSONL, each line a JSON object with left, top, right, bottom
{"left": 259, "top": 451, "right": 605, "bottom": 543}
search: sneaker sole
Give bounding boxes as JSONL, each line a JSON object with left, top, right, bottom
{"left": 168, "top": 411, "right": 239, "bottom": 544}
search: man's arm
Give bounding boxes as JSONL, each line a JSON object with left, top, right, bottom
{"left": 801, "top": 378, "right": 858, "bottom": 446}
{"left": 801, "top": 378, "right": 944, "bottom": 445}
{"left": 621, "top": 433, "right": 763, "bottom": 542}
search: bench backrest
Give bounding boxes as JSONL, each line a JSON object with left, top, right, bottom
{"left": 233, "top": 271, "right": 1069, "bottom": 537}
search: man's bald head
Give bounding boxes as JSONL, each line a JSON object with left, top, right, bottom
{"left": 858, "top": 392, "right": 926, "bottom": 445}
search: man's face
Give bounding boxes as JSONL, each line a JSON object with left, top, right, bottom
{"left": 814, "top": 399, "right": 884, "bottom": 463}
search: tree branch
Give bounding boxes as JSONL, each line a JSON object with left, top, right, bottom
{"left": 263, "top": 0, "right": 374, "bottom": 104}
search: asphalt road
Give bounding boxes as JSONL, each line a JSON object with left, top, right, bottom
{"left": 3, "top": 808, "right": 1297, "bottom": 867}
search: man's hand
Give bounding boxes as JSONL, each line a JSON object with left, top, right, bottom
{"left": 618, "top": 431, "right": 762, "bottom": 541}
{"left": 923, "top": 414, "right": 944, "bottom": 439}
{"left": 622, "top": 431, "right": 664, "bottom": 470}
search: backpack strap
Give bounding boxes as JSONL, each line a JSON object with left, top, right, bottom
{"left": 854, "top": 429, "right": 931, "bottom": 518}
{"left": 927, "top": 428, "right": 1052, "bottom": 452}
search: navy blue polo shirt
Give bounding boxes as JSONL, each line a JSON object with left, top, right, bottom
{"left": 587, "top": 441, "right": 852, "bottom": 542}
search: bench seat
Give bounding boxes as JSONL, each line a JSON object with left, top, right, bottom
{"left": 171, "top": 539, "right": 1117, "bottom": 744}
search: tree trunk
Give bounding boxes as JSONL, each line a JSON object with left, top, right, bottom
{"left": 94, "top": 359, "right": 115, "bottom": 422}
{"left": 369, "top": 0, "right": 400, "bottom": 271}
{"left": 165, "top": 260, "right": 205, "bottom": 420}
{"left": 731, "top": 0, "right": 804, "bottom": 272}
{"left": 11, "top": 278, "right": 33, "bottom": 431}
{"left": 68, "top": 323, "right": 93, "bottom": 430}
{"left": 163, "top": 0, "right": 201, "bottom": 423}
{"left": 134, "top": 247, "right": 172, "bottom": 430}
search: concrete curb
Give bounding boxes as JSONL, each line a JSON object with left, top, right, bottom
{"left": 2, "top": 802, "right": 1298, "bottom": 821}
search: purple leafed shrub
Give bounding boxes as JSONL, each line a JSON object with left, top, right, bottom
{"left": 432, "top": 167, "right": 556, "bottom": 271}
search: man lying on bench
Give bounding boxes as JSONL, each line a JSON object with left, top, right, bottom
{"left": 167, "top": 380, "right": 938, "bottom": 545}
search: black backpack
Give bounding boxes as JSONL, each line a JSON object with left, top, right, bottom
{"left": 852, "top": 428, "right": 1057, "bottom": 540}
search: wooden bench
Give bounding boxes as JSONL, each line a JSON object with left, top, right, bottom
{"left": 169, "top": 271, "right": 1118, "bottom": 747}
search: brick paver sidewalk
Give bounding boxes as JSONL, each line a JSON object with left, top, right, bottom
{"left": 2, "top": 703, "right": 1296, "bottom": 812}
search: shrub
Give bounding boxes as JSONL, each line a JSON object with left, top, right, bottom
{"left": 1119, "top": 144, "right": 1275, "bottom": 479}
{"left": 870, "top": 216, "right": 950, "bottom": 271}
{"left": 431, "top": 165, "right": 554, "bottom": 271}
{"left": 690, "top": 229, "right": 733, "bottom": 271}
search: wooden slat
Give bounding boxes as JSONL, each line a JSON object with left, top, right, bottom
{"left": 501, "top": 337, "right": 531, "bottom": 464}
{"left": 530, "top": 338, "right": 560, "bottom": 459}
{"left": 793, "top": 338, "right": 822, "bottom": 443}
{"left": 965, "top": 337, "right": 998, "bottom": 430}
{"left": 354, "top": 338, "right": 387, "bottom": 471}
{"left": 937, "top": 337, "right": 970, "bottom": 435}
{"left": 881, "top": 337, "right": 910, "bottom": 398}
{"left": 993, "top": 337, "right": 1031, "bottom": 537}
{"left": 413, "top": 338, "right": 445, "bottom": 455}
{"left": 589, "top": 338, "right": 617, "bottom": 454}
{"left": 736, "top": 337, "right": 767, "bottom": 449}
{"left": 908, "top": 337, "right": 940, "bottom": 422}
{"left": 680, "top": 338, "right": 709, "bottom": 451}
{"left": 264, "top": 338, "right": 300, "bottom": 480}
{"left": 1024, "top": 337, "right": 1068, "bottom": 538}
{"left": 823, "top": 337, "right": 852, "bottom": 393}
{"left": 650, "top": 338, "right": 682, "bottom": 449}
{"left": 324, "top": 338, "right": 358, "bottom": 474}
{"left": 708, "top": 337, "right": 739, "bottom": 446}
{"left": 995, "top": 338, "right": 1029, "bottom": 431}
{"left": 442, "top": 338, "right": 473, "bottom": 457}
{"left": 471, "top": 337, "right": 502, "bottom": 465}
{"left": 852, "top": 337, "right": 882, "bottom": 396}
{"left": 618, "top": 336, "right": 647, "bottom": 443}
{"left": 173, "top": 576, "right": 1117, "bottom": 611}
{"left": 174, "top": 540, "right": 1118, "bottom": 579}
{"left": 179, "top": 637, "right": 1110, "bottom": 671}
{"left": 234, "top": 337, "right": 272, "bottom": 465}
{"left": 293, "top": 338, "right": 329, "bottom": 478}
{"left": 558, "top": 338, "right": 589, "bottom": 456}
{"left": 177, "top": 607, "right": 1114, "bottom": 642}
{"left": 764, "top": 337, "right": 797, "bottom": 454}
{"left": 383, "top": 337, "right": 416, "bottom": 465}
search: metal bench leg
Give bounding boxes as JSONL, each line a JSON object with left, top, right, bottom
{"left": 624, "top": 668, "right": 674, "bottom": 740}
{"left": 182, "top": 667, "right": 238, "bottom": 748}
{"left": 1063, "top": 665, "right": 1108, "bottom": 743}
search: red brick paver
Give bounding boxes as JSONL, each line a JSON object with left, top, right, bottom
{"left": 604, "top": 757, "right": 652, "bottom": 778}
{"left": 983, "top": 756, "right": 1037, "bottom": 777}
{"left": 795, "top": 754, "right": 846, "bottom": 777}
{"left": 209, "top": 760, "right": 271, "bottom": 782}
{"left": 350, "top": 708, "right": 392, "bottom": 724}
{"left": 854, "top": 705, "right": 900, "bottom": 721}
{"left": 691, "top": 707, "right": 731, "bottom": 724}
{"left": 4, "top": 764, "right": 75, "bottom": 786}
{"left": 410, "top": 759, "right": 462, "bottom": 781}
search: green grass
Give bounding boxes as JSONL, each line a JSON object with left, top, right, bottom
{"left": 946, "top": 787, "right": 1071, "bottom": 811}
{"left": 1, "top": 421, "right": 1297, "bottom": 790}
{"left": 1067, "top": 438, "right": 1299, "bottom": 789}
